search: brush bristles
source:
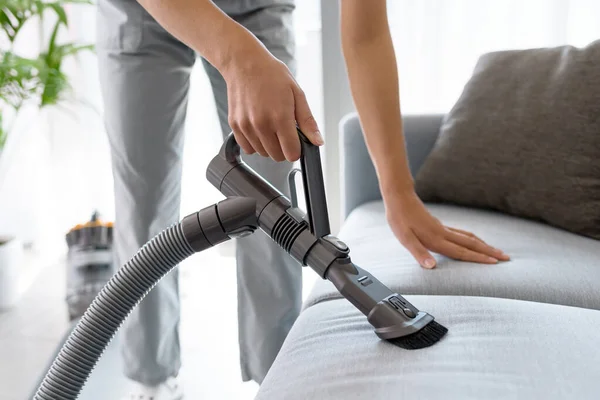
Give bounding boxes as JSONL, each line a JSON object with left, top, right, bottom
{"left": 385, "top": 320, "right": 448, "bottom": 350}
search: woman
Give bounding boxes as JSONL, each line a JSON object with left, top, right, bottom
{"left": 99, "top": 0, "right": 509, "bottom": 398}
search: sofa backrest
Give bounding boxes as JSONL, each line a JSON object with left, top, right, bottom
{"left": 339, "top": 113, "right": 444, "bottom": 219}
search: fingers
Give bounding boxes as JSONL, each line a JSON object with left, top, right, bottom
{"left": 276, "top": 120, "right": 302, "bottom": 161}
{"left": 229, "top": 116, "right": 265, "bottom": 156}
{"left": 259, "top": 131, "right": 286, "bottom": 162}
{"left": 445, "top": 228, "right": 510, "bottom": 261}
{"left": 434, "top": 240, "right": 499, "bottom": 264}
{"left": 241, "top": 127, "right": 268, "bottom": 158}
{"left": 231, "top": 130, "right": 255, "bottom": 155}
{"left": 446, "top": 227, "right": 486, "bottom": 244}
{"left": 397, "top": 230, "right": 438, "bottom": 269}
{"left": 231, "top": 116, "right": 285, "bottom": 160}
{"left": 292, "top": 85, "right": 323, "bottom": 146}
{"left": 229, "top": 97, "right": 301, "bottom": 162}
{"left": 233, "top": 117, "right": 298, "bottom": 162}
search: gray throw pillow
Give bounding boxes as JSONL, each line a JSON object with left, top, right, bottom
{"left": 415, "top": 40, "right": 600, "bottom": 240}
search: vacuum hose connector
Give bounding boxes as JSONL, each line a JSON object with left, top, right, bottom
{"left": 33, "top": 197, "right": 257, "bottom": 400}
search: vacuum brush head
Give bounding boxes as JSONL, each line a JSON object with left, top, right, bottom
{"left": 386, "top": 320, "right": 448, "bottom": 350}
{"left": 364, "top": 291, "right": 448, "bottom": 350}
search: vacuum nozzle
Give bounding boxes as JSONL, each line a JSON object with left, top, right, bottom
{"left": 325, "top": 259, "right": 447, "bottom": 349}
{"left": 368, "top": 295, "right": 448, "bottom": 349}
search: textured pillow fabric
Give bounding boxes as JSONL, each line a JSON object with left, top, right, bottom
{"left": 415, "top": 40, "right": 600, "bottom": 240}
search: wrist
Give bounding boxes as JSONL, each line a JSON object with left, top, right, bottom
{"left": 215, "top": 27, "right": 275, "bottom": 80}
{"left": 379, "top": 168, "right": 414, "bottom": 195}
{"left": 380, "top": 176, "right": 416, "bottom": 205}
{"left": 370, "top": 150, "right": 414, "bottom": 202}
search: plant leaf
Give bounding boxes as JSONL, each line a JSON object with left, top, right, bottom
{"left": 0, "top": 50, "right": 45, "bottom": 108}
{"left": 0, "top": 0, "right": 30, "bottom": 43}
{"left": 57, "top": 43, "right": 94, "bottom": 58}
{"left": 0, "top": 10, "right": 17, "bottom": 41}
{"left": 46, "top": 19, "right": 62, "bottom": 62}
{"left": 1, "top": 0, "right": 95, "bottom": 115}
{"left": 46, "top": 2, "right": 68, "bottom": 27}
{"left": 40, "top": 66, "right": 69, "bottom": 106}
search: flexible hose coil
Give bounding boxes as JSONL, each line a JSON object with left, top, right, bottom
{"left": 34, "top": 223, "right": 195, "bottom": 400}
{"left": 271, "top": 213, "right": 307, "bottom": 253}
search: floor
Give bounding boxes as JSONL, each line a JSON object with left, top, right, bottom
{"left": 0, "top": 247, "right": 72, "bottom": 400}
{"left": 0, "top": 243, "right": 317, "bottom": 400}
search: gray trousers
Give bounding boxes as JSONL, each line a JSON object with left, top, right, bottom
{"left": 97, "top": 0, "right": 300, "bottom": 386}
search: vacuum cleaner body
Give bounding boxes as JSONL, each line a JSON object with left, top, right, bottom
{"left": 34, "top": 130, "right": 446, "bottom": 400}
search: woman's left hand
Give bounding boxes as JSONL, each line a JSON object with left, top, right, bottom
{"left": 384, "top": 190, "right": 510, "bottom": 269}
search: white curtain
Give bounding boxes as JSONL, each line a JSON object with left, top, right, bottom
{"left": 387, "top": 0, "right": 600, "bottom": 113}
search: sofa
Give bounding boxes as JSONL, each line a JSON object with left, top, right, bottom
{"left": 255, "top": 113, "right": 600, "bottom": 400}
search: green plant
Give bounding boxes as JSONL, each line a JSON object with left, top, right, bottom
{"left": 0, "top": 0, "right": 94, "bottom": 149}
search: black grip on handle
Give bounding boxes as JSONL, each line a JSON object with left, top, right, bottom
{"left": 298, "top": 128, "right": 331, "bottom": 238}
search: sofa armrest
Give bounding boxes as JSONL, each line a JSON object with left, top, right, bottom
{"left": 339, "top": 113, "right": 444, "bottom": 219}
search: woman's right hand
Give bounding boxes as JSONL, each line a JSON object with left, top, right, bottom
{"left": 223, "top": 56, "right": 323, "bottom": 162}
{"left": 135, "top": 0, "right": 321, "bottom": 162}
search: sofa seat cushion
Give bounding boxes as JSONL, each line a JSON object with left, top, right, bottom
{"left": 257, "top": 295, "right": 600, "bottom": 400}
{"left": 306, "top": 202, "right": 600, "bottom": 310}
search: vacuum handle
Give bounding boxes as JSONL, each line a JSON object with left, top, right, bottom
{"left": 220, "top": 130, "right": 331, "bottom": 238}
{"left": 220, "top": 132, "right": 243, "bottom": 164}
{"left": 297, "top": 128, "right": 331, "bottom": 238}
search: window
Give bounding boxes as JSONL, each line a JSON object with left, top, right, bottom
{"left": 386, "top": 0, "right": 600, "bottom": 113}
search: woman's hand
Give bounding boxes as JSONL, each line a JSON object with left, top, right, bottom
{"left": 223, "top": 56, "right": 323, "bottom": 162}
{"left": 135, "top": 0, "right": 322, "bottom": 162}
{"left": 385, "top": 190, "right": 510, "bottom": 269}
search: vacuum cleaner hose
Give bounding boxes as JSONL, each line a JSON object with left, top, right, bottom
{"left": 33, "top": 197, "right": 258, "bottom": 399}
